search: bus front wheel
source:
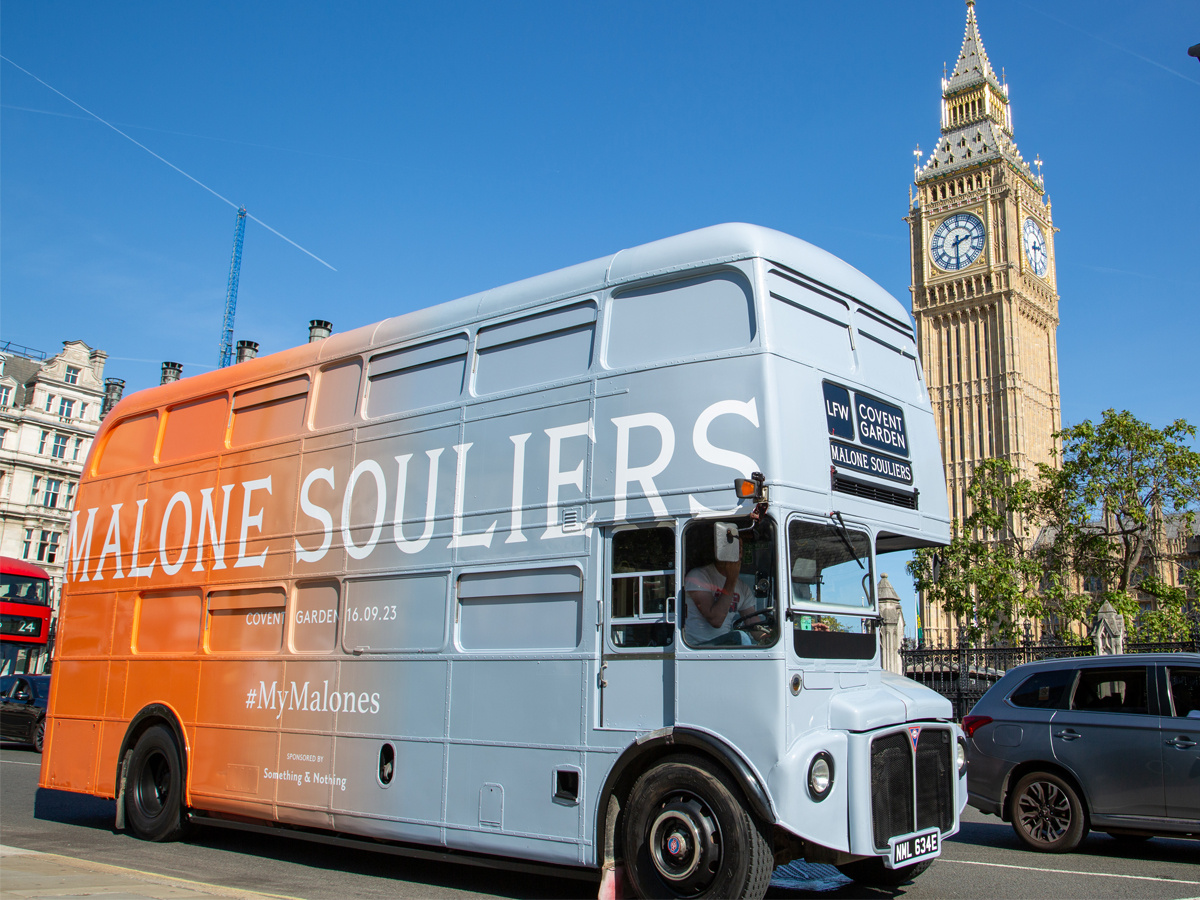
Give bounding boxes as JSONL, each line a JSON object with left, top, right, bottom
{"left": 124, "top": 725, "right": 188, "bottom": 842}
{"left": 622, "top": 755, "right": 772, "bottom": 899}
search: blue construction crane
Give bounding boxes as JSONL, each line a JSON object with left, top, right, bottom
{"left": 217, "top": 206, "right": 247, "bottom": 368}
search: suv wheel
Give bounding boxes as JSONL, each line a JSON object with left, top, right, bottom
{"left": 1010, "top": 771, "right": 1087, "bottom": 852}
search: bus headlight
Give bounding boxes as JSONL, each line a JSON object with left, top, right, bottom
{"left": 957, "top": 737, "right": 967, "bottom": 775}
{"left": 808, "top": 752, "right": 834, "bottom": 801}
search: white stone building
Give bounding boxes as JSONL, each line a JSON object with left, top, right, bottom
{"left": 0, "top": 340, "right": 113, "bottom": 669}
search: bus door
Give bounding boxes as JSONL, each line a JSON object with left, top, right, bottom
{"left": 675, "top": 517, "right": 782, "bottom": 737}
{"left": 600, "top": 525, "right": 676, "bottom": 731}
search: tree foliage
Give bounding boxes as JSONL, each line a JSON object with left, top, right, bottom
{"left": 912, "top": 410, "right": 1200, "bottom": 644}
{"left": 1038, "top": 410, "right": 1200, "bottom": 596}
{"left": 908, "top": 459, "right": 1043, "bottom": 644}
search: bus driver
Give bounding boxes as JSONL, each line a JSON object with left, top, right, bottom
{"left": 684, "top": 526, "right": 768, "bottom": 646}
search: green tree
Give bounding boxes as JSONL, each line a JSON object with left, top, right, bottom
{"left": 909, "top": 459, "right": 1044, "bottom": 644}
{"left": 1038, "top": 410, "right": 1200, "bottom": 630}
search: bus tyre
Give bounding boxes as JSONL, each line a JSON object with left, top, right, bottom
{"left": 124, "top": 725, "right": 188, "bottom": 842}
{"left": 622, "top": 755, "right": 772, "bottom": 899}
{"left": 836, "top": 857, "right": 932, "bottom": 887}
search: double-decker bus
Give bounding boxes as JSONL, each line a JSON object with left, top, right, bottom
{"left": 43, "top": 224, "right": 964, "bottom": 898}
{"left": 1, "top": 557, "right": 53, "bottom": 674}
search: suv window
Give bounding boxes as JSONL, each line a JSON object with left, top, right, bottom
{"left": 1071, "top": 666, "right": 1149, "bottom": 715}
{"left": 1009, "top": 668, "right": 1074, "bottom": 709}
{"left": 1167, "top": 666, "right": 1200, "bottom": 718}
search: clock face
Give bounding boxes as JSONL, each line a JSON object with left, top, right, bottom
{"left": 1023, "top": 217, "right": 1048, "bottom": 277}
{"left": 931, "top": 213, "right": 986, "bottom": 271}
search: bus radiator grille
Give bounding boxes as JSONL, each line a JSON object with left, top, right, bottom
{"left": 870, "top": 733, "right": 914, "bottom": 849}
{"left": 915, "top": 729, "right": 955, "bottom": 833}
{"left": 870, "top": 728, "right": 954, "bottom": 850}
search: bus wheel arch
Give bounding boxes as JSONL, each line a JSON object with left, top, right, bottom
{"left": 116, "top": 705, "right": 190, "bottom": 841}
{"left": 597, "top": 729, "right": 775, "bottom": 880}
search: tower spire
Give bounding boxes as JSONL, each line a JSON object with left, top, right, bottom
{"left": 948, "top": 0, "right": 1003, "bottom": 93}
{"left": 915, "top": 1, "right": 1038, "bottom": 187}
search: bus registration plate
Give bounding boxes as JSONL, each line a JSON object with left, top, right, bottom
{"left": 887, "top": 828, "right": 939, "bottom": 869}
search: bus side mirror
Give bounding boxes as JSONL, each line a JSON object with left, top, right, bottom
{"left": 715, "top": 522, "right": 740, "bottom": 562}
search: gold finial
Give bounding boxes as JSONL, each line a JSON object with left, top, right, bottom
{"left": 1034, "top": 154, "right": 1044, "bottom": 182}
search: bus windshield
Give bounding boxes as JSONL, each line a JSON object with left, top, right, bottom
{"left": 0, "top": 574, "right": 50, "bottom": 606}
{"left": 787, "top": 518, "right": 873, "bottom": 611}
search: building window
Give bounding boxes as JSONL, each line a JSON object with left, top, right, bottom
{"left": 65, "top": 481, "right": 76, "bottom": 508}
{"left": 38, "top": 431, "right": 50, "bottom": 454}
{"left": 0, "top": 428, "right": 6, "bottom": 449}
{"left": 64, "top": 366, "right": 80, "bottom": 385}
{"left": 73, "top": 438, "right": 83, "bottom": 461}
{"left": 51, "top": 434, "right": 68, "bottom": 459}
{"left": 0, "top": 386, "right": 10, "bottom": 407}
{"left": 36, "top": 531, "right": 59, "bottom": 564}
{"left": 79, "top": 402, "right": 88, "bottom": 420}
{"left": 30, "top": 475, "right": 41, "bottom": 502}
{"left": 44, "top": 393, "right": 55, "bottom": 413}
{"left": 22, "top": 528, "right": 33, "bottom": 559}
{"left": 43, "top": 478, "right": 62, "bottom": 508}
{"left": 58, "top": 397, "right": 75, "bottom": 418}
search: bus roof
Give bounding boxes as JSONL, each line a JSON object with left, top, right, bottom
{"left": 0, "top": 557, "right": 50, "bottom": 579}
{"left": 102, "top": 223, "right": 905, "bottom": 423}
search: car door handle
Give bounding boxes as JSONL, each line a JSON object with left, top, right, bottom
{"left": 1054, "top": 729, "right": 1082, "bottom": 741}
{"left": 1165, "top": 737, "right": 1197, "bottom": 749}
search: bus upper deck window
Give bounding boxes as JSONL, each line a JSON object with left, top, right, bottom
{"left": 606, "top": 271, "right": 754, "bottom": 369}
{"left": 96, "top": 412, "right": 159, "bottom": 474}
{"left": 231, "top": 376, "right": 310, "bottom": 447}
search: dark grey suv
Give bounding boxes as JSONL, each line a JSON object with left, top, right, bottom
{"left": 964, "top": 653, "right": 1199, "bottom": 852}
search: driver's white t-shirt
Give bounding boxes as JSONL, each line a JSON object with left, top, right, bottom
{"left": 683, "top": 564, "right": 758, "bottom": 644}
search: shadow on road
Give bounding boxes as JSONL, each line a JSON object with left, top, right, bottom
{"left": 34, "top": 788, "right": 117, "bottom": 831}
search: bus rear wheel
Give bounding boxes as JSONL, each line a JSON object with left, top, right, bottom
{"left": 622, "top": 755, "right": 772, "bottom": 899}
{"left": 124, "top": 725, "right": 188, "bottom": 842}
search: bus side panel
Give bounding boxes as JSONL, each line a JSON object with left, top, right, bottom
{"left": 443, "top": 658, "right": 589, "bottom": 864}
{"left": 55, "top": 589, "right": 116, "bottom": 659}
{"left": 123, "top": 660, "right": 200, "bottom": 728}
{"left": 192, "top": 658, "right": 284, "bottom": 811}
{"left": 42, "top": 718, "right": 99, "bottom": 792}
{"left": 319, "top": 660, "right": 448, "bottom": 839}
{"left": 189, "top": 723, "right": 279, "bottom": 819}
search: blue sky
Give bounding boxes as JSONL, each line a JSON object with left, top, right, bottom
{"left": 3, "top": 1, "right": 1198, "bottom": 631}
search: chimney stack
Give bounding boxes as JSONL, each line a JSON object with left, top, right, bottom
{"left": 236, "top": 340, "right": 259, "bottom": 363}
{"left": 308, "top": 320, "right": 332, "bottom": 343}
{"left": 102, "top": 378, "right": 125, "bottom": 419}
{"left": 160, "top": 362, "right": 183, "bottom": 385}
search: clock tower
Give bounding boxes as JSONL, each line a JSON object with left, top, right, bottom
{"left": 907, "top": 0, "right": 1062, "bottom": 645}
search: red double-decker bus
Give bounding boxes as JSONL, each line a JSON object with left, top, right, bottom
{"left": 1, "top": 557, "right": 53, "bottom": 673}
